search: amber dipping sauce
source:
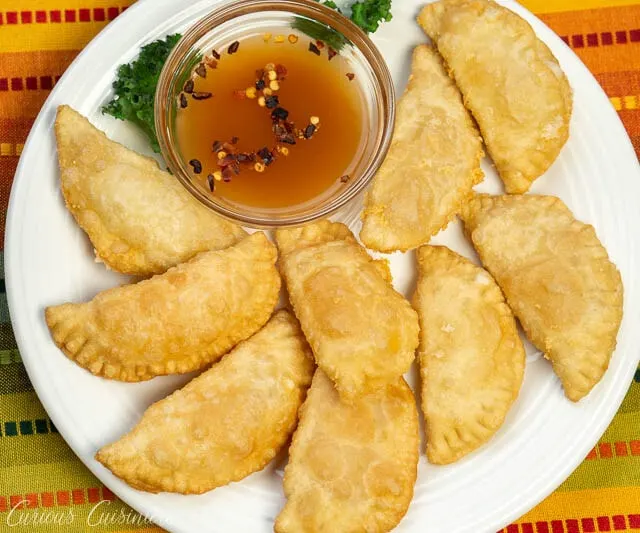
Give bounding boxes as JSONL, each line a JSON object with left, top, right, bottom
{"left": 175, "top": 33, "right": 363, "bottom": 208}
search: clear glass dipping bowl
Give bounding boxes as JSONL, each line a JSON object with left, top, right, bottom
{"left": 155, "top": 0, "right": 395, "bottom": 228}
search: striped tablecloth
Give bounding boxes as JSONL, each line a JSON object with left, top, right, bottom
{"left": 1, "top": 1, "right": 639, "bottom": 532}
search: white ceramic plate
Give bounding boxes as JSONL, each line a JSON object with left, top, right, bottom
{"left": 6, "top": 0, "right": 640, "bottom": 531}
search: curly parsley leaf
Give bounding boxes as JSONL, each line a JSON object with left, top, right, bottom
{"left": 102, "top": 34, "right": 181, "bottom": 153}
{"left": 350, "top": 0, "right": 392, "bottom": 33}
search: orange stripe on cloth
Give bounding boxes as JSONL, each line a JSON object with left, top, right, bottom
{"left": 521, "top": 0, "right": 640, "bottom": 15}
{"left": 0, "top": 5, "right": 130, "bottom": 53}
{"left": 538, "top": 6, "right": 640, "bottom": 75}
{"left": 0, "top": 50, "right": 79, "bottom": 119}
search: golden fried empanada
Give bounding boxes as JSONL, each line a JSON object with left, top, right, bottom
{"left": 276, "top": 222, "right": 419, "bottom": 401}
{"left": 275, "top": 370, "right": 419, "bottom": 533}
{"left": 55, "top": 105, "right": 246, "bottom": 276}
{"left": 46, "top": 232, "right": 280, "bottom": 381}
{"left": 413, "top": 246, "right": 525, "bottom": 464}
{"left": 461, "top": 194, "right": 623, "bottom": 401}
{"left": 96, "top": 310, "right": 314, "bottom": 494}
{"left": 418, "top": 0, "right": 572, "bottom": 194}
{"left": 360, "top": 45, "right": 484, "bottom": 252}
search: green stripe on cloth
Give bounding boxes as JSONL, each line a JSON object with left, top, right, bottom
{"left": 0, "top": 323, "right": 18, "bottom": 351}
{"left": 0, "top": 349, "right": 21, "bottom": 365}
{"left": 0, "top": 359, "right": 34, "bottom": 394}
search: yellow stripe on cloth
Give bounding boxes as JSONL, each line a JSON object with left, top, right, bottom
{"left": 0, "top": 3, "right": 131, "bottom": 53}
{"left": 514, "top": 486, "right": 640, "bottom": 523}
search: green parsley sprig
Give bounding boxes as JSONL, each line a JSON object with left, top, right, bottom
{"left": 102, "top": 34, "right": 181, "bottom": 153}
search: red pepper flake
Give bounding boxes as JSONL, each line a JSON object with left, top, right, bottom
{"left": 228, "top": 40, "right": 240, "bottom": 54}
{"left": 340, "top": 175, "right": 350, "bottom": 183}
{"left": 218, "top": 155, "right": 237, "bottom": 168}
{"left": 192, "top": 91, "right": 213, "bottom": 100}
{"left": 183, "top": 79, "right": 194, "bottom": 93}
{"left": 211, "top": 49, "right": 221, "bottom": 60}
{"left": 303, "top": 124, "right": 316, "bottom": 139}
{"left": 308, "top": 42, "right": 321, "bottom": 55}
{"left": 257, "top": 147, "right": 274, "bottom": 165}
{"left": 328, "top": 47, "right": 337, "bottom": 60}
{"left": 231, "top": 136, "right": 239, "bottom": 144}
{"left": 212, "top": 140, "right": 223, "bottom": 152}
{"left": 205, "top": 57, "right": 218, "bottom": 69}
{"left": 195, "top": 63, "right": 207, "bottom": 78}
{"left": 222, "top": 141, "right": 237, "bottom": 154}
{"left": 275, "top": 64, "right": 288, "bottom": 78}
{"left": 222, "top": 167, "right": 234, "bottom": 182}
{"left": 179, "top": 93, "right": 188, "bottom": 108}
{"left": 346, "top": 72, "right": 355, "bottom": 81}
{"left": 271, "top": 107, "right": 289, "bottom": 121}
{"left": 265, "top": 95, "right": 279, "bottom": 109}
{"left": 189, "top": 159, "right": 203, "bottom": 174}
{"left": 233, "top": 89, "right": 247, "bottom": 99}
{"left": 315, "top": 40, "right": 325, "bottom": 49}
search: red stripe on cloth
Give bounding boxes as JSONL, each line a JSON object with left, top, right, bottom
{"left": 550, "top": 521, "right": 563, "bottom": 533}
{"left": 598, "top": 516, "right": 612, "bottom": 531}
{"left": 582, "top": 518, "right": 596, "bottom": 533}
{"left": 0, "top": 6, "right": 129, "bottom": 25}
{"left": 599, "top": 443, "right": 613, "bottom": 458}
{"left": 41, "top": 492, "right": 54, "bottom": 508}
{"left": 566, "top": 520, "right": 579, "bottom": 533}
{"left": 612, "top": 515, "right": 627, "bottom": 530}
{"left": 87, "top": 488, "right": 100, "bottom": 503}
{"left": 72, "top": 489, "right": 84, "bottom": 505}
{"left": 615, "top": 442, "right": 628, "bottom": 457}
{"left": 25, "top": 493, "right": 37, "bottom": 509}
{"left": 522, "top": 525, "right": 534, "bottom": 533}
{"left": 0, "top": 75, "right": 59, "bottom": 92}
{"left": 9, "top": 496, "right": 23, "bottom": 510}
{"left": 56, "top": 491, "right": 69, "bottom": 506}
{"left": 536, "top": 523, "right": 549, "bottom": 533}
{"left": 629, "top": 514, "right": 640, "bottom": 528}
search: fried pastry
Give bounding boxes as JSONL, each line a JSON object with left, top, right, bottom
{"left": 275, "top": 370, "right": 419, "bottom": 533}
{"left": 46, "top": 232, "right": 280, "bottom": 381}
{"left": 96, "top": 310, "right": 314, "bottom": 494}
{"left": 460, "top": 194, "right": 623, "bottom": 401}
{"left": 276, "top": 221, "right": 419, "bottom": 401}
{"left": 418, "top": 0, "right": 572, "bottom": 193}
{"left": 55, "top": 105, "right": 246, "bottom": 276}
{"left": 413, "top": 245, "right": 525, "bottom": 464}
{"left": 360, "top": 45, "right": 484, "bottom": 252}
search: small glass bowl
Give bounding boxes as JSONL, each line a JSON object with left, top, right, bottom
{"left": 155, "top": 0, "right": 395, "bottom": 228}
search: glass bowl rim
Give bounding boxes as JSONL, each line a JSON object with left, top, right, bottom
{"left": 154, "top": 0, "right": 396, "bottom": 228}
